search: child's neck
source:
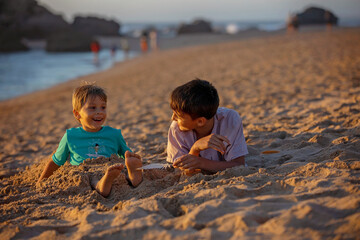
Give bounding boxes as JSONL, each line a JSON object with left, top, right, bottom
{"left": 195, "top": 117, "right": 214, "bottom": 139}
{"left": 81, "top": 126, "right": 103, "bottom": 132}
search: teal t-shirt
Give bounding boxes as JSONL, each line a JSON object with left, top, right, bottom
{"left": 52, "top": 126, "right": 131, "bottom": 166}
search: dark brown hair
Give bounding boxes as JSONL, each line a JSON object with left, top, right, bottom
{"left": 170, "top": 79, "right": 219, "bottom": 119}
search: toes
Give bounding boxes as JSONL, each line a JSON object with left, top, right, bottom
{"left": 125, "top": 151, "right": 141, "bottom": 160}
{"left": 108, "top": 164, "right": 123, "bottom": 171}
{"left": 125, "top": 151, "right": 131, "bottom": 158}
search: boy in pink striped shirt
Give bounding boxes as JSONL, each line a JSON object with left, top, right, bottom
{"left": 167, "top": 79, "right": 248, "bottom": 174}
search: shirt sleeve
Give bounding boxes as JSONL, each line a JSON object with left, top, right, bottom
{"left": 52, "top": 132, "right": 70, "bottom": 166}
{"left": 224, "top": 111, "right": 248, "bottom": 161}
{"left": 166, "top": 121, "right": 191, "bottom": 163}
{"left": 117, "top": 129, "right": 131, "bottom": 159}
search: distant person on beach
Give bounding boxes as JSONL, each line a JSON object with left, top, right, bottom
{"left": 37, "top": 84, "right": 143, "bottom": 197}
{"left": 325, "top": 11, "right": 333, "bottom": 31}
{"left": 120, "top": 38, "right": 130, "bottom": 59}
{"left": 110, "top": 44, "right": 117, "bottom": 59}
{"left": 140, "top": 32, "right": 148, "bottom": 53}
{"left": 166, "top": 79, "right": 248, "bottom": 175}
{"left": 287, "top": 13, "right": 299, "bottom": 33}
{"left": 90, "top": 41, "right": 101, "bottom": 63}
{"left": 149, "top": 30, "right": 158, "bottom": 51}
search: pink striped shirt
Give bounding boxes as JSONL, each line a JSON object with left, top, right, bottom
{"left": 167, "top": 107, "right": 248, "bottom": 163}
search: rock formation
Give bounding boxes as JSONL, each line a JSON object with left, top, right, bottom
{"left": 177, "top": 19, "right": 212, "bottom": 34}
{"left": 296, "top": 7, "right": 338, "bottom": 25}
{"left": 0, "top": 31, "right": 28, "bottom": 52}
{"left": 0, "top": 0, "right": 71, "bottom": 39}
{"left": 46, "top": 31, "right": 93, "bottom": 52}
{"left": 0, "top": 0, "right": 121, "bottom": 52}
{"left": 72, "top": 16, "right": 120, "bottom": 36}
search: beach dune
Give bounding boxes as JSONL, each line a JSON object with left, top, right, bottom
{"left": 0, "top": 28, "right": 359, "bottom": 239}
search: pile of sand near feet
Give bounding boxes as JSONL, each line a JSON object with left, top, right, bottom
{"left": 0, "top": 28, "right": 359, "bottom": 239}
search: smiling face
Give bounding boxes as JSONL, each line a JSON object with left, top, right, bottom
{"left": 73, "top": 95, "right": 107, "bottom": 132}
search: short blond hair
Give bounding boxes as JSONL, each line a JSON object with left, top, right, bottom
{"left": 72, "top": 84, "right": 107, "bottom": 112}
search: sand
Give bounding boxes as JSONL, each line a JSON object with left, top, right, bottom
{"left": 0, "top": 28, "right": 359, "bottom": 239}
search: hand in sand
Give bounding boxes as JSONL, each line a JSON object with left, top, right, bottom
{"left": 173, "top": 154, "right": 204, "bottom": 170}
{"left": 95, "top": 164, "right": 124, "bottom": 197}
{"left": 190, "top": 134, "right": 230, "bottom": 156}
{"left": 173, "top": 154, "right": 202, "bottom": 176}
{"left": 125, "top": 151, "right": 143, "bottom": 187}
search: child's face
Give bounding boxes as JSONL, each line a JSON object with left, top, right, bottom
{"left": 74, "top": 95, "right": 107, "bottom": 132}
{"left": 172, "top": 110, "right": 198, "bottom": 132}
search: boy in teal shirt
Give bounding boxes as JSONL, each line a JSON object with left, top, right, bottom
{"left": 52, "top": 127, "right": 130, "bottom": 166}
{"left": 38, "top": 84, "right": 143, "bottom": 197}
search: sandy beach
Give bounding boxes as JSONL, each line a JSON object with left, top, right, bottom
{"left": 0, "top": 27, "right": 359, "bottom": 239}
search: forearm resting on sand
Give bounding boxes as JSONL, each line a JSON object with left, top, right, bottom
{"left": 197, "top": 156, "right": 245, "bottom": 172}
{"left": 174, "top": 154, "right": 245, "bottom": 173}
{"left": 38, "top": 160, "right": 60, "bottom": 183}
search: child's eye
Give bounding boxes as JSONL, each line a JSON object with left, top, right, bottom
{"left": 102, "top": 106, "right": 106, "bottom": 110}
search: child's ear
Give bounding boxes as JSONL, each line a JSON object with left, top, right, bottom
{"left": 196, "top": 117, "right": 207, "bottom": 127}
{"left": 73, "top": 109, "right": 80, "bottom": 121}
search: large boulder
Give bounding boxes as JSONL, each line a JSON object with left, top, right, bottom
{"left": 0, "top": 0, "right": 71, "bottom": 39}
{"left": 177, "top": 19, "right": 212, "bottom": 34}
{"left": 0, "top": 30, "right": 28, "bottom": 52}
{"left": 0, "top": 0, "right": 121, "bottom": 52}
{"left": 72, "top": 16, "right": 120, "bottom": 36}
{"left": 296, "top": 7, "right": 338, "bottom": 25}
{"left": 20, "top": 7, "right": 71, "bottom": 39}
{"left": 46, "top": 31, "right": 93, "bottom": 52}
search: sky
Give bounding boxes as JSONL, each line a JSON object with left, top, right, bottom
{"left": 38, "top": 0, "right": 360, "bottom": 23}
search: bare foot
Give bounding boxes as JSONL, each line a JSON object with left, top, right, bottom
{"left": 95, "top": 164, "right": 124, "bottom": 197}
{"left": 125, "top": 151, "right": 143, "bottom": 187}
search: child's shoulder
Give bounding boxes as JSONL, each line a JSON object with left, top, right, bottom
{"left": 217, "top": 107, "right": 242, "bottom": 126}
{"left": 66, "top": 127, "right": 82, "bottom": 134}
{"left": 217, "top": 107, "right": 241, "bottom": 119}
{"left": 168, "top": 121, "right": 179, "bottom": 134}
{"left": 101, "top": 126, "right": 123, "bottom": 135}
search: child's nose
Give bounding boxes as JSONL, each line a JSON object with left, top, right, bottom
{"left": 171, "top": 113, "right": 177, "bottom": 121}
{"left": 97, "top": 108, "right": 105, "bottom": 114}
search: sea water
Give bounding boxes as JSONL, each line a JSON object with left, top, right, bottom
{"left": 1, "top": 19, "right": 359, "bottom": 101}
{"left": 0, "top": 49, "right": 134, "bottom": 101}
{"left": 1, "top": 21, "right": 285, "bottom": 102}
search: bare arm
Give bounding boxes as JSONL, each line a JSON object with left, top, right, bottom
{"left": 194, "top": 155, "right": 244, "bottom": 172}
{"left": 189, "top": 134, "right": 230, "bottom": 156}
{"left": 37, "top": 160, "right": 60, "bottom": 183}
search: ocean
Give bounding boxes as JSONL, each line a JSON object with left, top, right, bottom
{"left": 121, "top": 19, "right": 360, "bottom": 37}
{"left": 1, "top": 19, "right": 359, "bottom": 101}
{"left": 0, "top": 50, "right": 136, "bottom": 101}
{"left": 120, "top": 20, "right": 287, "bottom": 37}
